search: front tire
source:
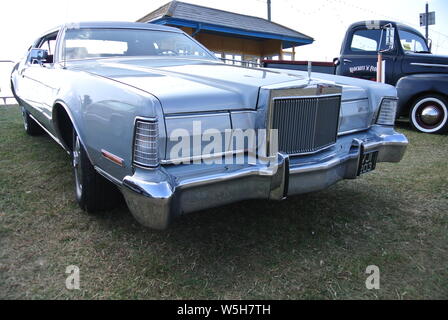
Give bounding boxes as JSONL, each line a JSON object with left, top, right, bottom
{"left": 409, "top": 94, "right": 448, "bottom": 134}
{"left": 72, "top": 130, "right": 121, "bottom": 212}
{"left": 21, "top": 107, "right": 43, "bottom": 136}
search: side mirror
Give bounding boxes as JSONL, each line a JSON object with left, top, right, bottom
{"left": 384, "top": 26, "right": 395, "bottom": 51}
{"left": 27, "top": 48, "right": 48, "bottom": 65}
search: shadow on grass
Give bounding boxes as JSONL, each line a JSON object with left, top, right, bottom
{"left": 87, "top": 176, "right": 400, "bottom": 290}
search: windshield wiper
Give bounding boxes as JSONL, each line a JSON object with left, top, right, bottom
{"left": 414, "top": 50, "right": 431, "bottom": 53}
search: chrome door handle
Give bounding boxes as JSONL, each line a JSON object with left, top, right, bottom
{"left": 343, "top": 59, "right": 353, "bottom": 63}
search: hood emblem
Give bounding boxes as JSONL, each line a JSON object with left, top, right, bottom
{"left": 317, "top": 84, "right": 330, "bottom": 95}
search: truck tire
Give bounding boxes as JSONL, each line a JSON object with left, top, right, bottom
{"left": 409, "top": 94, "right": 448, "bottom": 134}
{"left": 72, "top": 129, "right": 121, "bottom": 212}
{"left": 21, "top": 107, "right": 43, "bottom": 136}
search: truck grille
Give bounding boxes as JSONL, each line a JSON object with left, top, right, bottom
{"left": 271, "top": 95, "right": 341, "bottom": 155}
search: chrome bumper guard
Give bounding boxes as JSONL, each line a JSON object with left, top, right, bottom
{"left": 121, "top": 126, "right": 408, "bottom": 229}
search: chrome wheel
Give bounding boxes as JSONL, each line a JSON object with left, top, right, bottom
{"left": 73, "top": 135, "right": 83, "bottom": 198}
{"left": 420, "top": 105, "right": 441, "bottom": 126}
{"left": 411, "top": 97, "right": 448, "bottom": 133}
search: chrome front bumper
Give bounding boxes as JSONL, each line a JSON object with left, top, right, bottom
{"left": 121, "top": 126, "right": 408, "bottom": 229}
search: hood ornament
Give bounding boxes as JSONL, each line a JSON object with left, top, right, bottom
{"left": 308, "top": 61, "right": 312, "bottom": 81}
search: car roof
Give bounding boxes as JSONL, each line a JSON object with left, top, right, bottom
{"left": 349, "top": 20, "right": 424, "bottom": 36}
{"left": 43, "top": 21, "right": 182, "bottom": 34}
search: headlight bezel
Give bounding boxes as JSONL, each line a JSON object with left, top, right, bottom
{"left": 376, "top": 97, "right": 398, "bottom": 126}
{"left": 132, "top": 117, "right": 160, "bottom": 169}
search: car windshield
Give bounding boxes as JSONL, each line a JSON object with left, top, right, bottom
{"left": 398, "top": 29, "right": 430, "bottom": 53}
{"left": 63, "top": 28, "right": 215, "bottom": 60}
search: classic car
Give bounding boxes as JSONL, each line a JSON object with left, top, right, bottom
{"left": 11, "top": 22, "right": 408, "bottom": 229}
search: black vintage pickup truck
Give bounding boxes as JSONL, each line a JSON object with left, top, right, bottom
{"left": 264, "top": 20, "right": 448, "bottom": 134}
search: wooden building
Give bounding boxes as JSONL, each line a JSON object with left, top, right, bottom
{"left": 137, "top": 1, "right": 313, "bottom": 65}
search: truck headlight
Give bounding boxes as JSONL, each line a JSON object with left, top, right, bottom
{"left": 376, "top": 98, "right": 398, "bottom": 126}
{"left": 133, "top": 119, "right": 159, "bottom": 168}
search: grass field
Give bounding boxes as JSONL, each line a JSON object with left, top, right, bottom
{"left": 0, "top": 105, "right": 447, "bottom": 299}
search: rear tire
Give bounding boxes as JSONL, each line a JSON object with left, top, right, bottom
{"left": 72, "top": 129, "right": 121, "bottom": 212}
{"left": 409, "top": 94, "right": 448, "bottom": 134}
{"left": 21, "top": 107, "right": 43, "bottom": 136}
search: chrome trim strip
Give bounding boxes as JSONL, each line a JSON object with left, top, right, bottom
{"left": 165, "top": 112, "right": 229, "bottom": 120}
{"left": 135, "top": 116, "right": 157, "bottom": 122}
{"left": 94, "top": 166, "right": 123, "bottom": 186}
{"left": 341, "top": 97, "right": 369, "bottom": 103}
{"left": 410, "top": 62, "right": 448, "bottom": 68}
{"left": 272, "top": 93, "right": 341, "bottom": 101}
{"left": 28, "top": 113, "right": 69, "bottom": 154}
{"left": 286, "top": 144, "right": 336, "bottom": 157}
{"left": 338, "top": 127, "right": 369, "bottom": 136}
{"left": 160, "top": 150, "right": 247, "bottom": 165}
{"left": 230, "top": 110, "right": 257, "bottom": 115}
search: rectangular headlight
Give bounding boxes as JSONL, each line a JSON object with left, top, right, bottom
{"left": 376, "top": 99, "right": 398, "bottom": 126}
{"left": 133, "top": 119, "right": 159, "bottom": 168}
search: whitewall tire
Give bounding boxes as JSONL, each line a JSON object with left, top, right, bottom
{"left": 410, "top": 95, "right": 448, "bottom": 134}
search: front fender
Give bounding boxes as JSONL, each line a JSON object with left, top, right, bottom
{"left": 53, "top": 69, "right": 165, "bottom": 183}
{"left": 396, "top": 74, "right": 448, "bottom": 116}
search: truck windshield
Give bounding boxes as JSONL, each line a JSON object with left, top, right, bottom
{"left": 62, "top": 28, "right": 216, "bottom": 60}
{"left": 398, "top": 29, "right": 429, "bottom": 53}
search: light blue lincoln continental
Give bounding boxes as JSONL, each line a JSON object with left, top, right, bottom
{"left": 11, "top": 22, "right": 408, "bottom": 229}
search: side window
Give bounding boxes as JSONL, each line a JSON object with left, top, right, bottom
{"left": 36, "top": 31, "right": 58, "bottom": 63}
{"left": 39, "top": 39, "right": 57, "bottom": 55}
{"left": 398, "top": 30, "right": 428, "bottom": 52}
{"left": 39, "top": 40, "right": 50, "bottom": 52}
{"left": 350, "top": 29, "right": 382, "bottom": 52}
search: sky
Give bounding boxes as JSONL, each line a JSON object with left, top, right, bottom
{"left": 0, "top": 0, "right": 447, "bottom": 62}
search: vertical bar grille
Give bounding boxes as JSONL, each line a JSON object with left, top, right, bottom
{"left": 271, "top": 95, "right": 341, "bottom": 155}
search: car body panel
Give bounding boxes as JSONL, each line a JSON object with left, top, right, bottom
{"left": 69, "top": 58, "right": 307, "bottom": 113}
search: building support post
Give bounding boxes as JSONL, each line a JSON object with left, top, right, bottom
{"left": 425, "top": 2, "right": 429, "bottom": 43}
{"left": 267, "top": 0, "right": 271, "bottom": 21}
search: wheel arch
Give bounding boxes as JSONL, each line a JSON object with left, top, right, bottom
{"left": 52, "top": 100, "right": 94, "bottom": 164}
{"left": 408, "top": 91, "right": 448, "bottom": 115}
{"left": 53, "top": 102, "right": 74, "bottom": 152}
{"left": 396, "top": 74, "right": 448, "bottom": 117}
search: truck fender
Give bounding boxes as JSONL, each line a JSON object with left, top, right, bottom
{"left": 395, "top": 73, "right": 448, "bottom": 116}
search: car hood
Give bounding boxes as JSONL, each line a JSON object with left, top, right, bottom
{"left": 70, "top": 58, "right": 310, "bottom": 114}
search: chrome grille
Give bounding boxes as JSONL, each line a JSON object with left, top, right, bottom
{"left": 271, "top": 95, "right": 341, "bottom": 155}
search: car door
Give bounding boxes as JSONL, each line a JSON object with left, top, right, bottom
{"left": 19, "top": 31, "right": 60, "bottom": 129}
{"left": 338, "top": 26, "right": 398, "bottom": 84}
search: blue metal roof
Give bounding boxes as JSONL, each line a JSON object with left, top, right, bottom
{"left": 137, "top": 1, "right": 314, "bottom": 49}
